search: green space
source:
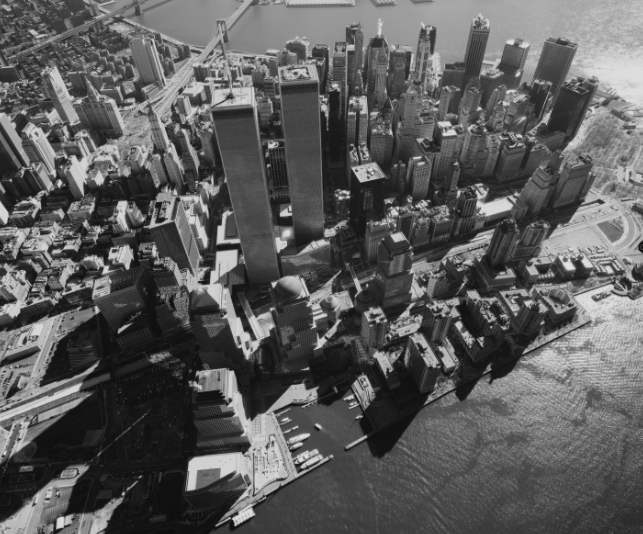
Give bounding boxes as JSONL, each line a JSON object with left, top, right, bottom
{"left": 597, "top": 219, "right": 624, "bottom": 242}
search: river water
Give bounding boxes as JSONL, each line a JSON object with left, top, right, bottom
{"left": 112, "top": 0, "right": 643, "bottom": 104}
{"left": 106, "top": 2, "right": 643, "bottom": 532}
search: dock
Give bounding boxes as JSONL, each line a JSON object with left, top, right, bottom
{"left": 370, "top": 0, "right": 396, "bottom": 5}
{"left": 295, "top": 455, "right": 333, "bottom": 479}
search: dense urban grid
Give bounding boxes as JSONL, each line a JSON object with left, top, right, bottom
{"left": 0, "top": 0, "right": 642, "bottom": 531}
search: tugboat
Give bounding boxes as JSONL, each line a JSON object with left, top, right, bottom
{"left": 344, "top": 394, "right": 355, "bottom": 402}
{"left": 294, "top": 449, "right": 319, "bottom": 465}
{"left": 348, "top": 402, "right": 359, "bottom": 409}
{"left": 355, "top": 415, "right": 363, "bottom": 420}
{"left": 300, "top": 454, "right": 323, "bottom": 470}
{"left": 289, "top": 442, "right": 304, "bottom": 451}
{"left": 314, "top": 424, "right": 322, "bottom": 430}
{"left": 280, "top": 417, "right": 292, "bottom": 425}
{"left": 287, "top": 433, "right": 310, "bottom": 446}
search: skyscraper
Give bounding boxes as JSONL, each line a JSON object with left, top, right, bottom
{"left": 278, "top": 65, "right": 324, "bottom": 246}
{"left": 0, "top": 113, "right": 29, "bottom": 170}
{"left": 532, "top": 37, "right": 578, "bottom": 103}
{"left": 519, "top": 166, "right": 554, "bottom": 214}
{"left": 404, "top": 333, "right": 441, "bottom": 394}
{"left": 131, "top": 37, "right": 167, "bottom": 87}
{"left": 21, "top": 123, "right": 56, "bottom": 175}
{"left": 346, "top": 22, "right": 364, "bottom": 82}
{"left": 388, "top": 45, "right": 412, "bottom": 98}
{"left": 73, "top": 83, "right": 124, "bottom": 138}
{"left": 372, "top": 232, "right": 414, "bottom": 310}
{"left": 421, "top": 300, "right": 456, "bottom": 343}
{"left": 497, "top": 38, "right": 530, "bottom": 89}
{"left": 486, "top": 218, "right": 520, "bottom": 268}
{"left": 210, "top": 88, "right": 280, "bottom": 284}
{"left": 148, "top": 103, "right": 171, "bottom": 152}
{"left": 41, "top": 66, "right": 79, "bottom": 124}
{"left": 332, "top": 42, "right": 348, "bottom": 116}
{"left": 365, "top": 20, "right": 389, "bottom": 98}
{"left": 415, "top": 23, "right": 436, "bottom": 82}
{"left": 285, "top": 36, "right": 310, "bottom": 63}
{"left": 361, "top": 306, "right": 388, "bottom": 349}
{"left": 63, "top": 155, "right": 86, "bottom": 199}
{"left": 350, "top": 162, "right": 386, "bottom": 236}
{"left": 547, "top": 77, "right": 598, "bottom": 140}
{"left": 147, "top": 195, "right": 200, "bottom": 276}
{"left": 463, "top": 14, "right": 490, "bottom": 84}
{"left": 479, "top": 68, "right": 504, "bottom": 109}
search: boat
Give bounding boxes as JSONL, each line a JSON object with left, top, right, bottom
{"left": 289, "top": 442, "right": 303, "bottom": 451}
{"left": 314, "top": 424, "right": 322, "bottom": 430}
{"left": 280, "top": 417, "right": 292, "bottom": 425}
{"left": 286, "top": 433, "right": 310, "bottom": 446}
{"left": 343, "top": 394, "right": 355, "bottom": 402}
{"left": 283, "top": 425, "right": 299, "bottom": 434}
{"left": 355, "top": 415, "right": 363, "bottom": 420}
{"left": 294, "top": 449, "right": 319, "bottom": 465}
{"left": 232, "top": 507, "right": 255, "bottom": 527}
{"left": 348, "top": 402, "right": 359, "bottom": 409}
{"left": 300, "top": 454, "right": 323, "bottom": 470}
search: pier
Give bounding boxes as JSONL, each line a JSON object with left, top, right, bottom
{"left": 286, "top": 0, "right": 354, "bottom": 5}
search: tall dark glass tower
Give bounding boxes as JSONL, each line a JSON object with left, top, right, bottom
{"left": 463, "top": 14, "right": 490, "bottom": 85}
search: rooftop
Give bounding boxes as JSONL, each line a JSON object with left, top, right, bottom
{"left": 211, "top": 87, "right": 254, "bottom": 109}
{"left": 185, "top": 452, "right": 244, "bottom": 492}
{"left": 352, "top": 162, "right": 386, "bottom": 183}
{"left": 278, "top": 64, "right": 318, "bottom": 84}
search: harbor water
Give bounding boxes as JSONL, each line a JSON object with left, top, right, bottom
{"left": 110, "top": 0, "right": 643, "bottom": 104}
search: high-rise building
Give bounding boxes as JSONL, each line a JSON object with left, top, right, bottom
{"left": 92, "top": 266, "right": 152, "bottom": 331}
{"left": 369, "top": 118, "right": 394, "bottom": 169}
{"left": 532, "top": 37, "right": 578, "bottom": 103}
{"left": 332, "top": 42, "right": 348, "bottom": 116}
{"left": 311, "top": 44, "right": 330, "bottom": 91}
{"left": 190, "top": 285, "right": 246, "bottom": 372}
{"left": 511, "top": 220, "right": 550, "bottom": 260}
{"left": 438, "top": 85, "right": 459, "bottom": 120}
{"left": 278, "top": 65, "right": 324, "bottom": 247}
{"left": 550, "top": 154, "right": 594, "bottom": 208}
{"left": 422, "top": 300, "right": 456, "bottom": 344}
{"left": 41, "top": 66, "right": 79, "bottom": 124}
{"left": 458, "top": 79, "right": 482, "bottom": 127}
{"left": 547, "top": 76, "right": 598, "bottom": 140}
{"left": 388, "top": 45, "right": 412, "bottom": 99}
{"left": 270, "top": 275, "right": 318, "bottom": 362}
{"left": 211, "top": 87, "right": 280, "bottom": 284}
{"left": 285, "top": 36, "right": 310, "bottom": 63}
{"left": 415, "top": 23, "right": 437, "bottom": 82}
{"left": 479, "top": 68, "right": 504, "bottom": 109}
{"left": 63, "top": 155, "right": 86, "bottom": 199}
{"left": 407, "top": 156, "right": 432, "bottom": 201}
{"left": 73, "top": 83, "right": 124, "bottom": 137}
{"left": 463, "top": 14, "right": 490, "bottom": 84}
{"left": 350, "top": 162, "right": 386, "bottom": 236}
{"left": 148, "top": 103, "right": 171, "bottom": 152}
{"left": 372, "top": 232, "right": 414, "bottom": 310}
{"left": 147, "top": 195, "right": 200, "bottom": 276}
{"left": 519, "top": 166, "right": 553, "bottom": 214}
{"left": 486, "top": 218, "right": 520, "bottom": 268}
{"left": 346, "top": 22, "right": 364, "bottom": 75}
{"left": 497, "top": 38, "right": 530, "bottom": 89}
{"left": 529, "top": 79, "right": 552, "bottom": 122}
{"left": 494, "top": 134, "right": 527, "bottom": 183}
{"left": 364, "top": 219, "right": 392, "bottom": 263}
{"left": 21, "top": 123, "right": 56, "bottom": 175}
{"left": 0, "top": 113, "right": 29, "bottom": 170}
{"left": 365, "top": 20, "right": 389, "bottom": 97}
{"left": 131, "top": 37, "right": 166, "bottom": 87}
{"left": 361, "top": 306, "right": 388, "bottom": 349}
{"left": 404, "top": 333, "right": 441, "bottom": 394}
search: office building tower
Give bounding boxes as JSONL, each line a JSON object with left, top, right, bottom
{"left": 512, "top": 297, "right": 546, "bottom": 337}
{"left": 191, "top": 368, "right": 250, "bottom": 451}
{"left": 162, "top": 145, "right": 185, "bottom": 192}
{"left": 184, "top": 452, "right": 250, "bottom": 511}
{"left": 211, "top": 87, "right": 280, "bottom": 284}
{"left": 350, "top": 162, "right": 386, "bottom": 236}
{"left": 41, "top": 66, "right": 79, "bottom": 124}
{"left": 270, "top": 275, "right": 317, "bottom": 362}
{"left": 495, "top": 134, "right": 526, "bottom": 182}
{"left": 0, "top": 113, "right": 29, "bottom": 170}
{"left": 278, "top": 65, "right": 324, "bottom": 246}
{"left": 458, "top": 79, "right": 482, "bottom": 127}
{"left": 372, "top": 232, "right": 414, "bottom": 310}
{"left": 147, "top": 196, "right": 200, "bottom": 276}
{"left": 346, "top": 22, "right": 364, "bottom": 82}
{"left": 407, "top": 157, "right": 432, "bottom": 200}
{"left": 421, "top": 300, "right": 456, "bottom": 343}
{"left": 444, "top": 161, "right": 461, "bottom": 193}
{"left": 148, "top": 103, "right": 171, "bottom": 151}
{"left": 361, "top": 306, "right": 388, "bottom": 349}
{"left": 497, "top": 38, "right": 530, "bottom": 89}
{"left": 21, "top": 123, "right": 56, "bottom": 175}
{"left": 396, "top": 79, "right": 424, "bottom": 162}
{"left": 328, "top": 83, "right": 343, "bottom": 165}
{"left": 511, "top": 220, "right": 550, "bottom": 260}
{"left": 332, "top": 42, "right": 348, "bottom": 117}
{"left": 547, "top": 76, "right": 598, "bottom": 140}
{"left": 455, "top": 185, "right": 478, "bottom": 218}
{"left": 438, "top": 85, "right": 458, "bottom": 120}
{"left": 92, "top": 266, "right": 151, "bottom": 331}
{"left": 550, "top": 154, "right": 594, "bottom": 208}
{"left": 347, "top": 96, "right": 368, "bottom": 146}
{"left": 365, "top": 219, "right": 392, "bottom": 263}
{"left": 463, "top": 14, "right": 490, "bottom": 84}
{"left": 388, "top": 45, "right": 411, "bottom": 99}
{"left": 405, "top": 333, "right": 441, "bottom": 394}
{"left": 190, "top": 284, "right": 246, "bottom": 372}
{"left": 73, "top": 83, "right": 124, "bottom": 137}
{"left": 365, "top": 20, "right": 389, "bottom": 97}
{"left": 530, "top": 79, "right": 552, "bottom": 121}
{"left": 311, "top": 44, "right": 330, "bottom": 91}
{"left": 285, "top": 36, "right": 310, "bottom": 63}
{"left": 533, "top": 37, "right": 578, "bottom": 103}
{"left": 369, "top": 118, "right": 394, "bottom": 169}
{"left": 131, "top": 37, "right": 166, "bottom": 87}
{"left": 415, "top": 23, "right": 437, "bottom": 82}
{"left": 486, "top": 218, "right": 520, "bottom": 268}
{"left": 372, "top": 47, "right": 389, "bottom": 108}
{"left": 433, "top": 122, "right": 457, "bottom": 179}
{"left": 63, "top": 155, "right": 86, "bottom": 199}
{"left": 479, "top": 68, "right": 504, "bottom": 109}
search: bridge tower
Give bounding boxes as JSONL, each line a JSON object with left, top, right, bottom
{"left": 134, "top": 0, "right": 142, "bottom": 16}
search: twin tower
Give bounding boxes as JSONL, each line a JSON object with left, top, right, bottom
{"left": 211, "top": 65, "right": 323, "bottom": 285}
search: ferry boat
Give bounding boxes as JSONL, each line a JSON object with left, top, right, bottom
{"left": 283, "top": 425, "right": 298, "bottom": 434}
{"left": 300, "top": 454, "right": 323, "bottom": 470}
{"left": 294, "top": 449, "right": 319, "bottom": 465}
{"left": 286, "top": 433, "right": 310, "bottom": 446}
{"left": 344, "top": 394, "right": 355, "bottom": 402}
{"left": 314, "top": 424, "right": 322, "bottom": 430}
{"left": 289, "top": 442, "right": 304, "bottom": 451}
{"left": 592, "top": 291, "right": 611, "bottom": 301}
{"left": 355, "top": 415, "right": 363, "bottom": 420}
{"left": 280, "top": 417, "right": 292, "bottom": 425}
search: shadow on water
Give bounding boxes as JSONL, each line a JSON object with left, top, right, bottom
{"left": 488, "top": 355, "right": 521, "bottom": 384}
{"left": 455, "top": 374, "right": 481, "bottom": 402}
{"left": 365, "top": 412, "right": 417, "bottom": 459}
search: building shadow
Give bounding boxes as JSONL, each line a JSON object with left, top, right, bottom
{"left": 364, "top": 411, "right": 417, "bottom": 459}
